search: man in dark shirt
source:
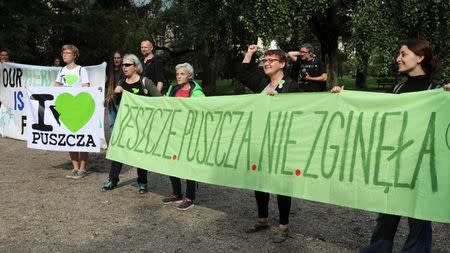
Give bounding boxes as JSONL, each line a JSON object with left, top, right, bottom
{"left": 140, "top": 40, "right": 165, "bottom": 93}
{"left": 288, "top": 43, "right": 327, "bottom": 92}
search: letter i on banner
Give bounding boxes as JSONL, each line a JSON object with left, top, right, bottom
{"left": 25, "top": 87, "right": 101, "bottom": 152}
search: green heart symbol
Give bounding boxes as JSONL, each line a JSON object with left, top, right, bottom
{"left": 55, "top": 92, "right": 95, "bottom": 133}
{"left": 65, "top": 74, "right": 78, "bottom": 86}
{"left": 132, "top": 88, "right": 140, "bottom": 94}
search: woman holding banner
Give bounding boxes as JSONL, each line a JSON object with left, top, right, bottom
{"left": 236, "top": 44, "right": 299, "bottom": 243}
{"left": 102, "top": 54, "right": 160, "bottom": 193}
{"left": 54, "top": 44, "right": 91, "bottom": 179}
{"left": 161, "top": 62, "right": 205, "bottom": 211}
{"left": 332, "top": 39, "right": 446, "bottom": 253}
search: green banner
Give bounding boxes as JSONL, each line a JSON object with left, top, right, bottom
{"left": 107, "top": 90, "right": 450, "bottom": 223}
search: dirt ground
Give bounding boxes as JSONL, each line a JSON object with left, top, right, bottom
{"left": 0, "top": 135, "right": 449, "bottom": 253}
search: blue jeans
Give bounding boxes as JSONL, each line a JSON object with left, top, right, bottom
{"left": 107, "top": 103, "right": 118, "bottom": 129}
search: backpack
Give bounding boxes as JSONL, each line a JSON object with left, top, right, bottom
{"left": 141, "top": 76, "right": 155, "bottom": 96}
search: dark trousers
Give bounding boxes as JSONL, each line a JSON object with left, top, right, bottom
{"left": 169, "top": 176, "right": 196, "bottom": 200}
{"left": 254, "top": 191, "right": 291, "bottom": 225}
{"left": 359, "top": 213, "right": 432, "bottom": 253}
{"left": 108, "top": 160, "right": 147, "bottom": 184}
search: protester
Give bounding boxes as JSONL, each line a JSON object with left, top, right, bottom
{"left": 332, "top": 39, "right": 447, "bottom": 253}
{"left": 102, "top": 54, "right": 160, "bottom": 193}
{"left": 0, "top": 49, "right": 10, "bottom": 62}
{"left": 54, "top": 44, "right": 91, "bottom": 179}
{"left": 161, "top": 62, "right": 205, "bottom": 210}
{"left": 104, "top": 51, "right": 124, "bottom": 129}
{"left": 236, "top": 44, "right": 299, "bottom": 243}
{"left": 53, "top": 57, "right": 61, "bottom": 67}
{"left": 140, "top": 40, "right": 165, "bottom": 93}
{"left": 288, "top": 43, "right": 327, "bottom": 91}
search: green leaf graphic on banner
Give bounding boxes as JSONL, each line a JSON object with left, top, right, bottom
{"left": 65, "top": 74, "right": 78, "bottom": 86}
{"left": 55, "top": 92, "right": 95, "bottom": 132}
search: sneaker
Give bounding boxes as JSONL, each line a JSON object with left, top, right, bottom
{"left": 244, "top": 221, "right": 270, "bottom": 233}
{"left": 138, "top": 183, "right": 147, "bottom": 194}
{"left": 65, "top": 169, "right": 79, "bottom": 178}
{"left": 177, "top": 198, "right": 194, "bottom": 210}
{"left": 73, "top": 170, "right": 88, "bottom": 179}
{"left": 273, "top": 227, "right": 289, "bottom": 243}
{"left": 161, "top": 194, "right": 183, "bottom": 204}
{"left": 102, "top": 180, "right": 118, "bottom": 191}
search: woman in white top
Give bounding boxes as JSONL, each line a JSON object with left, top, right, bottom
{"left": 55, "top": 44, "right": 90, "bottom": 179}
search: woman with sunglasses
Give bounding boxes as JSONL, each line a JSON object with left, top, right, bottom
{"left": 236, "top": 44, "right": 299, "bottom": 243}
{"left": 102, "top": 54, "right": 160, "bottom": 193}
{"left": 332, "top": 39, "right": 447, "bottom": 253}
{"left": 54, "top": 44, "right": 91, "bottom": 179}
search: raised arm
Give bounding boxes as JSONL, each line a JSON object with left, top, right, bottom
{"left": 287, "top": 51, "right": 300, "bottom": 62}
{"left": 236, "top": 45, "right": 266, "bottom": 93}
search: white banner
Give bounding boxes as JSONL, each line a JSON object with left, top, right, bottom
{"left": 0, "top": 62, "right": 107, "bottom": 148}
{"left": 26, "top": 87, "right": 102, "bottom": 152}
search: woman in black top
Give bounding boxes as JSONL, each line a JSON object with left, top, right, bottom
{"left": 105, "top": 51, "right": 124, "bottom": 130}
{"left": 236, "top": 44, "right": 299, "bottom": 243}
{"left": 333, "top": 39, "right": 447, "bottom": 253}
{"left": 102, "top": 54, "right": 160, "bottom": 193}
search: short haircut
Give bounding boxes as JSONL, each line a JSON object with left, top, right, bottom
{"left": 264, "top": 49, "right": 287, "bottom": 63}
{"left": 123, "top": 54, "right": 143, "bottom": 74}
{"left": 175, "top": 62, "right": 194, "bottom": 79}
{"left": 300, "top": 43, "right": 314, "bottom": 54}
{"left": 141, "top": 39, "right": 155, "bottom": 53}
{"left": 61, "top": 44, "right": 80, "bottom": 60}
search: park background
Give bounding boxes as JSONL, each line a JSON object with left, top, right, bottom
{"left": 1, "top": 0, "right": 449, "bottom": 95}
{"left": 1, "top": 1, "right": 450, "bottom": 252}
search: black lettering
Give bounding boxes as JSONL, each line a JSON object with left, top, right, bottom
{"left": 85, "top": 135, "right": 96, "bottom": 147}
{"left": 30, "top": 94, "right": 54, "bottom": 131}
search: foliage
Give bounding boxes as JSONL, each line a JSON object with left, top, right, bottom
{"left": 1, "top": 0, "right": 449, "bottom": 90}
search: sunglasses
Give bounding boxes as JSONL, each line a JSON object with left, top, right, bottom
{"left": 122, "top": 63, "right": 134, "bottom": 67}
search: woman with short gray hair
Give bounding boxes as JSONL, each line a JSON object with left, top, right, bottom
{"left": 175, "top": 62, "right": 194, "bottom": 78}
{"left": 161, "top": 62, "right": 205, "bottom": 210}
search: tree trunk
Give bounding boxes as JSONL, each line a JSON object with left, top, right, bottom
{"left": 355, "top": 55, "right": 368, "bottom": 89}
{"left": 310, "top": 3, "right": 341, "bottom": 89}
{"left": 321, "top": 40, "right": 338, "bottom": 88}
{"left": 200, "top": 39, "right": 218, "bottom": 96}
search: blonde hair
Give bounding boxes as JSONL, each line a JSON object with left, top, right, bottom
{"left": 61, "top": 44, "right": 80, "bottom": 61}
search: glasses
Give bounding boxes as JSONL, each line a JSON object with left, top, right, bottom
{"left": 262, "top": 58, "right": 280, "bottom": 64}
{"left": 122, "top": 63, "right": 134, "bottom": 67}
